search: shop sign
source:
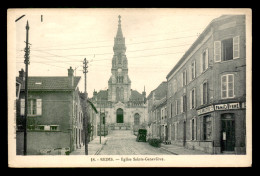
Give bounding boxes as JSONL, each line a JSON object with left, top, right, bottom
{"left": 215, "top": 102, "right": 240, "bottom": 111}
{"left": 197, "top": 105, "right": 214, "bottom": 115}
{"left": 197, "top": 102, "right": 243, "bottom": 115}
{"left": 215, "top": 104, "right": 228, "bottom": 110}
{"left": 229, "top": 103, "right": 240, "bottom": 109}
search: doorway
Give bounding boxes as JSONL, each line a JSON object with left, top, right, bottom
{"left": 117, "top": 108, "right": 124, "bottom": 123}
{"left": 221, "top": 113, "right": 235, "bottom": 152}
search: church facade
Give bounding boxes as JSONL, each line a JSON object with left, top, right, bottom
{"left": 91, "top": 16, "right": 148, "bottom": 132}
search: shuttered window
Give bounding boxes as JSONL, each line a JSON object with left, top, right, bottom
{"left": 214, "top": 41, "right": 221, "bottom": 62}
{"left": 201, "top": 82, "right": 208, "bottom": 105}
{"left": 36, "top": 99, "right": 42, "bottom": 115}
{"left": 233, "top": 36, "right": 240, "bottom": 59}
{"left": 190, "top": 88, "right": 196, "bottom": 109}
{"left": 221, "top": 74, "right": 234, "bottom": 99}
{"left": 201, "top": 49, "right": 209, "bottom": 73}
{"left": 191, "top": 60, "right": 196, "bottom": 80}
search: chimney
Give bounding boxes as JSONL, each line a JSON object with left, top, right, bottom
{"left": 19, "top": 69, "right": 25, "bottom": 80}
{"left": 68, "top": 66, "right": 74, "bottom": 87}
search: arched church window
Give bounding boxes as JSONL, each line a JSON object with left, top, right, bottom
{"left": 134, "top": 113, "right": 140, "bottom": 125}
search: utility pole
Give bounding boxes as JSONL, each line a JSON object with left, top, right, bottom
{"left": 24, "top": 21, "right": 30, "bottom": 155}
{"left": 83, "top": 58, "right": 88, "bottom": 155}
{"left": 100, "top": 101, "right": 102, "bottom": 144}
{"left": 103, "top": 104, "right": 106, "bottom": 137}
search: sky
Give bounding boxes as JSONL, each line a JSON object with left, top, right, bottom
{"left": 14, "top": 9, "right": 225, "bottom": 97}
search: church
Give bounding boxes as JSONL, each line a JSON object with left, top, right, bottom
{"left": 91, "top": 16, "right": 148, "bottom": 132}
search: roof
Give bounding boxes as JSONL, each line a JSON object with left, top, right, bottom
{"left": 17, "top": 76, "right": 81, "bottom": 91}
{"left": 95, "top": 90, "right": 108, "bottom": 100}
{"left": 147, "top": 81, "right": 167, "bottom": 100}
{"left": 166, "top": 15, "right": 244, "bottom": 79}
{"left": 129, "top": 90, "right": 144, "bottom": 101}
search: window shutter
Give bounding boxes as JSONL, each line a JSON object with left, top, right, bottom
{"left": 20, "top": 99, "right": 25, "bottom": 115}
{"left": 36, "top": 99, "right": 42, "bottom": 115}
{"left": 190, "top": 119, "right": 192, "bottom": 140}
{"left": 181, "top": 74, "right": 183, "bottom": 87}
{"left": 200, "top": 84, "right": 203, "bottom": 105}
{"left": 189, "top": 64, "right": 192, "bottom": 82}
{"left": 206, "top": 48, "right": 209, "bottom": 69}
{"left": 194, "top": 60, "right": 196, "bottom": 78}
{"left": 185, "top": 70, "right": 187, "bottom": 85}
{"left": 214, "top": 41, "right": 221, "bottom": 62}
{"left": 181, "top": 96, "right": 183, "bottom": 113}
{"left": 175, "top": 123, "right": 178, "bottom": 140}
{"left": 189, "top": 90, "right": 192, "bottom": 109}
{"left": 194, "top": 88, "right": 196, "bottom": 107}
{"left": 200, "top": 53, "right": 203, "bottom": 74}
{"left": 233, "top": 36, "right": 240, "bottom": 59}
{"left": 194, "top": 118, "right": 197, "bottom": 140}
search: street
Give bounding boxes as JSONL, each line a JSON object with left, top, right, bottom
{"left": 98, "top": 130, "right": 172, "bottom": 155}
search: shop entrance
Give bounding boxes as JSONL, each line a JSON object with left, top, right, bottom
{"left": 221, "top": 113, "right": 235, "bottom": 152}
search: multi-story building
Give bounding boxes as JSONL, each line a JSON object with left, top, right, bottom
{"left": 90, "top": 16, "right": 148, "bottom": 133}
{"left": 166, "top": 15, "right": 246, "bottom": 154}
{"left": 147, "top": 81, "right": 167, "bottom": 140}
{"left": 16, "top": 67, "right": 87, "bottom": 155}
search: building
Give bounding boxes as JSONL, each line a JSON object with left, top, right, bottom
{"left": 166, "top": 15, "right": 246, "bottom": 154}
{"left": 16, "top": 67, "right": 87, "bottom": 155}
{"left": 90, "top": 16, "right": 148, "bottom": 133}
{"left": 147, "top": 82, "right": 167, "bottom": 140}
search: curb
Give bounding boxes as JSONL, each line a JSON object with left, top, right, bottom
{"left": 160, "top": 147, "right": 178, "bottom": 155}
{"left": 94, "top": 138, "right": 108, "bottom": 155}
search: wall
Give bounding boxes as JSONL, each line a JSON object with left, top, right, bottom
{"left": 17, "top": 131, "right": 70, "bottom": 155}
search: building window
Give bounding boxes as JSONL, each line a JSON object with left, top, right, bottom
{"left": 190, "top": 88, "right": 196, "bottom": 109}
{"left": 28, "top": 99, "right": 37, "bottom": 115}
{"left": 201, "top": 49, "right": 209, "bottom": 73}
{"left": 38, "top": 126, "right": 44, "bottom": 130}
{"left": 170, "top": 103, "right": 173, "bottom": 118}
{"left": 181, "top": 95, "right": 187, "bottom": 113}
{"left": 214, "top": 36, "right": 240, "bottom": 62}
{"left": 175, "top": 122, "right": 178, "bottom": 140}
{"left": 201, "top": 82, "right": 208, "bottom": 105}
{"left": 161, "top": 109, "right": 164, "bottom": 120}
{"left": 191, "top": 118, "right": 196, "bottom": 140}
{"left": 221, "top": 74, "right": 234, "bottom": 99}
{"left": 21, "top": 99, "right": 42, "bottom": 116}
{"left": 134, "top": 113, "right": 140, "bottom": 125}
{"left": 169, "top": 83, "right": 172, "bottom": 97}
{"left": 175, "top": 100, "right": 179, "bottom": 115}
{"left": 117, "top": 76, "right": 124, "bottom": 83}
{"left": 191, "top": 60, "right": 196, "bottom": 80}
{"left": 173, "top": 79, "right": 177, "bottom": 94}
{"left": 222, "top": 38, "right": 233, "bottom": 61}
{"left": 50, "top": 125, "right": 59, "bottom": 131}
{"left": 182, "top": 70, "right": 187, "bottom": 87}
{"left": 203, "top": 115, "right": 212, "bottom": 140}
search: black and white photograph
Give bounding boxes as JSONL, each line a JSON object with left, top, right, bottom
{"left": 8, "top": 8, "right": 252, "bottom": 167}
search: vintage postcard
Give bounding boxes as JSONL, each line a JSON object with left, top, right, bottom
{"left": 8, "top": 8, "right": 252, "bottom": 167}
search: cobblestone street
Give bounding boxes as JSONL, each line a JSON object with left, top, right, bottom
{"left": 98, "top": 130, "right": 173, "bottom": 155}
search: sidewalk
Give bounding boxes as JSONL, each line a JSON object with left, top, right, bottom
{"left": 160, "top": 143, "right": 209, "bottom": 155}
{"left": 70, "top": 136, "right": 108, "bottom": 155}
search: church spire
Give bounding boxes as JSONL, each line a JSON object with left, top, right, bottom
{"left": 116, "top": 15, "right": 123, "bottom": 38}
{"left": 113, "top": 15, "right": 126, "bottom": 54}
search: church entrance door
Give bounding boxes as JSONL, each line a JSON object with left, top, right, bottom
{"left": 117, "top": 108, "right": 124, "bottom": 123}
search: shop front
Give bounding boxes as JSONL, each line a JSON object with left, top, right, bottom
{"left": 196, "top": 102, "right": 246, "bottom": 154}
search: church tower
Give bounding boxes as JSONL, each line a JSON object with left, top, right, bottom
{"left": 108, "top": 15, "right": 131, "bottom": 102}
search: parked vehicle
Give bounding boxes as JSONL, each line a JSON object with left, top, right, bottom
{"left": 136, "top": 129, "right": 147, "bottom": 142}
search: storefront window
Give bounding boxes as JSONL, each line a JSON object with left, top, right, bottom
{"left": 203, "top": 115, "right": 212, "bottom": 140}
